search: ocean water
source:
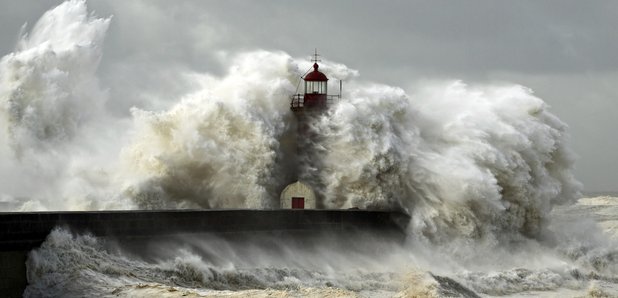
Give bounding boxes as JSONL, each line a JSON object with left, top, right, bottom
{"left": 1, "top": 1, "right": 616, "bottom": 297}
{"left": 23, "top": 196, "right": 618, "bottom": 297}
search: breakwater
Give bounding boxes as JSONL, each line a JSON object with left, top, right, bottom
{"left": 0, "top": 209, "right": 409, "bottom": 297}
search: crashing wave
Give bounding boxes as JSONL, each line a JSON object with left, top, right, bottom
{"left": 0, "top": 0, "right": 109, "bottom": 153}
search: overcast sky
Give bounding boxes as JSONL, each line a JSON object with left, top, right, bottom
{"left": 1, "top": 0, "right": 617, "bottom": 192}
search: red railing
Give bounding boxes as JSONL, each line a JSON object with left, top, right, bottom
{"left": 290, "top": 94, "right": 340, "bottom": 109}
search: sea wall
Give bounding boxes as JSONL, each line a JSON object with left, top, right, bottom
{"left": 0, "top": 209, "right": 409, "bottom": 297}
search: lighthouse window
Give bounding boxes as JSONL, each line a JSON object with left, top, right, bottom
{"left": 306, "top": 81, "right": 326, "bottom": 94}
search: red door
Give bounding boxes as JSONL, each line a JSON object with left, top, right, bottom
{"left": 292, "top": 197, "right": 305, "bottom": 209}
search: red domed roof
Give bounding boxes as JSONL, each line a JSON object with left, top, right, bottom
{"left": 304, "top": 63, "right": 328, "bottom": 81}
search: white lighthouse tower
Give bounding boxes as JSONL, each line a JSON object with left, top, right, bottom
{"left": 280, "top": 50, "right": 341, "bottom": 209}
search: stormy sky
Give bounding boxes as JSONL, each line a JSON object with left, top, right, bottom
{"left": 1, "top": 0, "right": 617, "bottom": 192}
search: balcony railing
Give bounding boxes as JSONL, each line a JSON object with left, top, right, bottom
{"left": 290, "top": 94, "right": 340, "bottom": 109}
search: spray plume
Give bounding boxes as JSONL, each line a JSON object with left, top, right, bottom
{"left": 0, "top": 0, "right": 581, "bottom": 244}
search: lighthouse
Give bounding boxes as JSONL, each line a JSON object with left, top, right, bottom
{"left": 280, "top": 50, "right": 341, "bottom": 209}
{"left": 290, "top": 49, "right": 340, "bottom": 112}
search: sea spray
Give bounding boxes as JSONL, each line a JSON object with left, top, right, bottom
{"left": 0, "top": 0, "right": 109, "bottom": 153}
{"left": 0, "top": 0, "right": 583, "bottom": 242}
{"left": 119, "top": 51, "right": 299, "bottom": 209}
{"left": 120, "top": 59, "right": 581, "bottom": 244}
{"left": 0, "top": 0, "right": 133, "bottom": 211}
{"left": 119, "top": 53, "right": 359, "bottom": 209}
{"left": 315, "top": 81, "right": 581, "bottom": 244}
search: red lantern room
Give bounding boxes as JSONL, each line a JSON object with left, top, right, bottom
{"left": 302, "top": 63, "right": 328, "bottom": 108}
{"left": 291, "top": 49, "right": 341, "bottom": 111}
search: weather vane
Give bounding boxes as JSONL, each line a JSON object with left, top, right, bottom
{"left": 311, "top": 48, "right": 321, "bottom": 63}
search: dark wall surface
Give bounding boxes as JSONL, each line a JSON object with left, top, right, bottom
{"left": 0, "top": 209, "right": 410, "bottom": 251}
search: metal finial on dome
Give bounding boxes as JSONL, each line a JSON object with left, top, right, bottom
{"left": 311, "top": 48, "right": 321, "bottom": 63}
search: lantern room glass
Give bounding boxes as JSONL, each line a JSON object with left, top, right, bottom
{"left": 305, "top": 81, "right": 327, "bottom": 94}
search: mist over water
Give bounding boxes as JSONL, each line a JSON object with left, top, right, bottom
{"left": 3, "top": 1, "right": 618, "bottom": 297}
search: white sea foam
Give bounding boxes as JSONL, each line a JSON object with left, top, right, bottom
{"left": 24, "top": 228, "right": 410, "bottom": 297}
{"left": 578, "top": 196, "right": 618, "bottom": 206}
{"left": 27, "top": 223, "right": 618, "bottom": 297}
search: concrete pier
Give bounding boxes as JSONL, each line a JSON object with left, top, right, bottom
{"left": 0, "top": 209, "right": 409, "bottom": 297}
